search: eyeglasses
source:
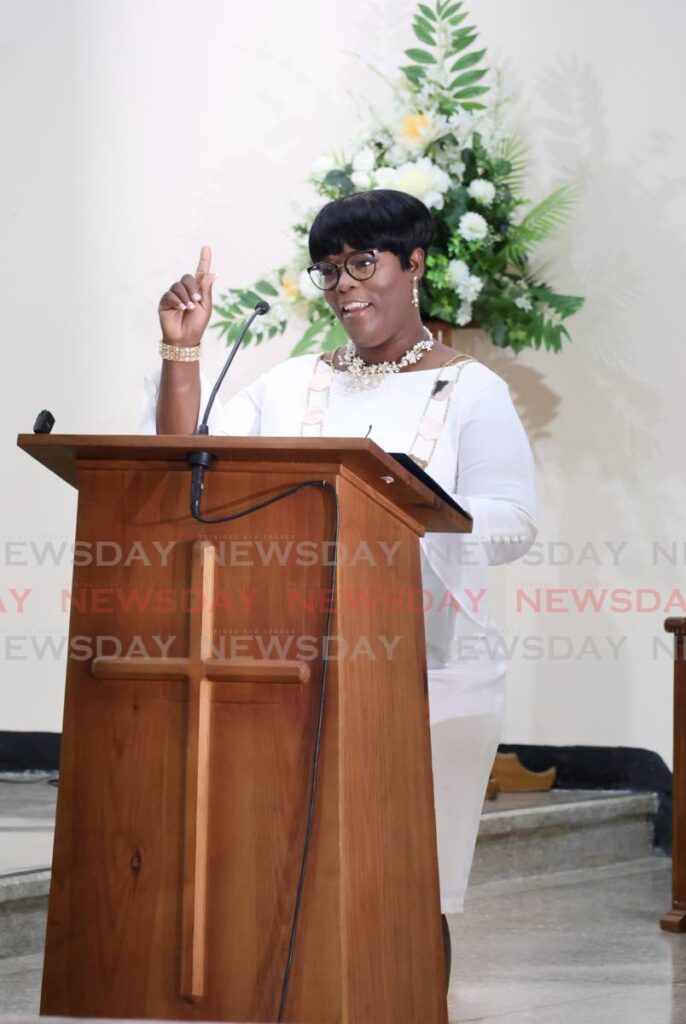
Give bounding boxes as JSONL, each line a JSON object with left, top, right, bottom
{"left": 307, "top": 249, "right": 380, "bottom": 291}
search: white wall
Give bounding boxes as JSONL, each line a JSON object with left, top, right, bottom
{"left": 1, "top": 0, "right": 685, "bottom": 765}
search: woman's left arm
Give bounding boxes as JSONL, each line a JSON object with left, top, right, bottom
{"left": 453, "top": 373, "right": 538, "bottom": 566}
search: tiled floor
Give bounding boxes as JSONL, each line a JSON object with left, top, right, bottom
{"left": 1, "top": 776, "right": 684, "bottom": 1023}
{"left": 0, "top": 774, "right": 57, "bottom": 875}
{"left": 450, "top": 859, "right": 682, "bottom": 1024}
{"left": 0, "top": 861, "right": 681, "bottom": 1022}
{"left": 0, "top": 954, "right": 42, "bottom": 1018}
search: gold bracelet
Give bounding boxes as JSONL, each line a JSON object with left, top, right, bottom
{"left": 159, "top": 340, "right": 201, "bottom": 362}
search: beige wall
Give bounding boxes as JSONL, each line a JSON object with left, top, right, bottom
{"left": 2, "top": 0, "right": 685, "bottom": 764}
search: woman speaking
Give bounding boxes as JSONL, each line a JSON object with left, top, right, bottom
{"left": 140, "top": 188, "right": 537, "bottom": 976}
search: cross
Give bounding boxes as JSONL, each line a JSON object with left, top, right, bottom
{"left": 90, "top": 540, "right": 311, "bottom": 1002}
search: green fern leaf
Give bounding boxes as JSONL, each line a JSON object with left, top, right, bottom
{"left": 405, "top": 47, "right": 437, "bottom": 64}
{"left": 514, "top": 184, "right": 577, "bottom": 244}
{"left": 451, "top": 32, "right": 477, "bottom": 54}
{"left": 451, "top": 68, "right": 488, "bottom": 89}
{"left": 498, "top": 135, "right": 528, "bottom": 190}
{"left": 321, "top": 319, "right": 347, "bottom": 351}
{"left": 402, "top": 65, "right": 427, "bottom": 86}
{"left": 291, "top": 319, "right": 330, "bottom": 357}
{"left": 255, "top": 279, "right": 278, "bottom": 296}
{"left": 413, "top": 21, "right": 436, "bottom": 46}
{"left": 414, "top": 14, "right": 435, "bottom": 34}
{"left": 454, "top": 85, "right": 489, "bottom": 99}
{"left": 450, "top": 48, "right": 486, "bottom": 72}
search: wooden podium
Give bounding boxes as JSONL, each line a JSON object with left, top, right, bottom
{"left": 18, "top": 434, "right": 472, "bottom": 1024}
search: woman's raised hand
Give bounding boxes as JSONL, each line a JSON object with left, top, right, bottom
{"left": 158, "top": 245, "right": 216, "bottom": 348}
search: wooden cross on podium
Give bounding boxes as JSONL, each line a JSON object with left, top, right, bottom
{"left": 90, "top": 539, "right": 310, "bottom": 1002}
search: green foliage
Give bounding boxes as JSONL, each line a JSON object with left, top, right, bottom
{"left": 211, "top": 0, "right": 584, "bottom": 356}
{"left": 290, "top": 318, "right": 347, "bottom": 356}
{"left": 211, "top": 278, "right": 285, "bottom": 346}
{"left": 503, "top": 185, "right": 578, "bottom": 262}
{"left": 403, "top": 1, "right": 490, "bottom": 111}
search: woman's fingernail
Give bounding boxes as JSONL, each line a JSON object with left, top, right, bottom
{"left": 192, "top": 292, "right": 201, "bottom": 301}
{"left": 187, "top": 302, "right": 196, "bottom": 310}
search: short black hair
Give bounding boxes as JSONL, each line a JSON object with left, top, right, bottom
{"left": 308, "top": 189, "right": 433, "bottom": 270}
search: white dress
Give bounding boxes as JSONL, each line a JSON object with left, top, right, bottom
{"left": 139, "top": 349, "right": 537, "bottom": 913}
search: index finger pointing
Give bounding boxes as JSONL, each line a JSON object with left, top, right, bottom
{"left": 195, "top": 245, "right": 212, "bottom": 279}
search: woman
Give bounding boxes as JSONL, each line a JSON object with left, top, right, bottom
{"left": 140, "top": 189, "right": 537, "bottom": 978}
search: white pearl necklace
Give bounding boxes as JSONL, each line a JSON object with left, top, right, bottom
{"left": 341, "top": 329, "right": 435, "bottom": 391}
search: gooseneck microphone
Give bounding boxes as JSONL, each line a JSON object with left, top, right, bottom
{"left": 187, "top": 300, "right": 270, "bottom": 518}
{"left": 197, "top": 300, "right": 270, "bottom": 435}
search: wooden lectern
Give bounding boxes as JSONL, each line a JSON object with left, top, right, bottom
{"left": 18, "top": 434, "right": 472, "bottom": 1024}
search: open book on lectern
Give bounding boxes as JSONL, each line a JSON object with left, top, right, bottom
{"left": 387, "top": 451, "right": 472, "bottom": 523}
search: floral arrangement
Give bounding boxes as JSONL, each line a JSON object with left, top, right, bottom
{"left": 213, "top": 0, "right": 584, "bottom": 355}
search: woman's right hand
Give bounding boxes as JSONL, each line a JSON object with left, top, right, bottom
{"left": 158, "top": 245, "right": 216, "bottom": 348}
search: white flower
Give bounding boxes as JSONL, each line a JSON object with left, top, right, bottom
{"left": 458, "top": 211, "right": 489, "bottom": 243}
{"left": 269, "top": 300, "right": 289, "bottom": 323}
{"left": 395, "top": 112, "right": 433, "bottom": 153}
{"left": 447, "top": 108, "right": 477, "bottom": 147}
{"left": 374, "top": 166, "right": 399, "bottom": 189}
{"left": 456, "top": 302, "right": 473, "bottom": 326}
{"left": 447, "top": 259, "right": 470, "bottom": 286}
{"left": 461, "top": 276, "right": 483, "bottom": 302}
{"left": 351, "top": 169, "right": 373, "bottom": 190}
{"left": 424, "top": 190, "right": 445, "bottom": 210}
{"left": 352, "top": 147, "right": 376, "bottom": 172}
{"left": 515, "top": 295, "right": 533, "bottom": 311}
{"left": 468, "top": 179, "right": 496, "bottom": 206}
{"left": 433, "top": 145, "right": 465, "bottom": 181}
{"left": 446, "top": 260, "right": 484, "bottom": 302}
{"left": 299, "top": 269, "right": 321, "bottom": 302}
{"left": 311, "top": 152, "right": 339, "bottom": 178}
{"left": 392, "top": 157, "right": 450, "bottom": 208}
{"left": 387, "top": 144, "right": 409, "bottom": 164}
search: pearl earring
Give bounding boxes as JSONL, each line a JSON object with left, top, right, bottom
{"left": 412, "top": 277, "right": 419, "bottom": 308}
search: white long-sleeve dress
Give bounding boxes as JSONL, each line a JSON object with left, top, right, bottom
{"left": 139, "top": 348, "right": 537, "bottom": 913}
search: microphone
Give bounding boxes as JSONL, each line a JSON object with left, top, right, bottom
{"left": 187, "top": 300, "right": 270, "bottom": 518}
{"left": 196, "top": 300, "right": 270, "bottom": 436}
{"left": 33, "top": 410, "right": 55, "bottom": 434}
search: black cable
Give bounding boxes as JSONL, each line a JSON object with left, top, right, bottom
{"left": 190, "top": 474, "right": 339, "bottom": 1022}
{"left": 276, "top": 480, "right": 338, "bottom": 1023}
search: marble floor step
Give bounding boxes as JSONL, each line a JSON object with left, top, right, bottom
{"left": 0, "top": 872, "right": 50, "bottom": 960}
{"left": 471, "top": 788, "right": 659, "bottom": 885}
{"left": 0, "top": 782, "right": 661, "bottom": 958}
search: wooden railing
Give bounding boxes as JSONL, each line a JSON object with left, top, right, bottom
{"left": 661, "top": 617, "right": 686, "bottom": 931}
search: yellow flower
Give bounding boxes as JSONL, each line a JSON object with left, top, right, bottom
{"left": 399, "top": 113, "right": 431, "bottom": 143}
{"left": 281, "top": 271, "right": 299, "bottom": 299}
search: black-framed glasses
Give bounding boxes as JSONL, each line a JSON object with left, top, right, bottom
{"left": 307, "top": 249, "right": 380, "bottom": 291}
